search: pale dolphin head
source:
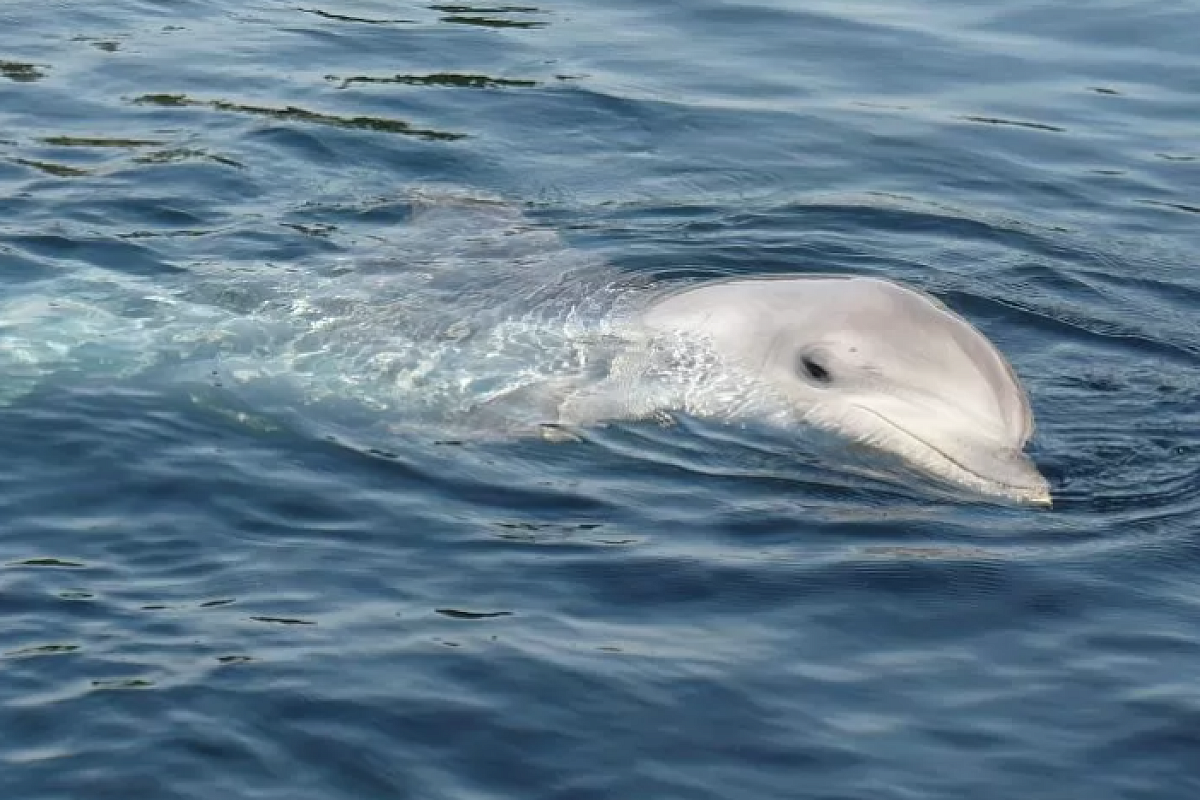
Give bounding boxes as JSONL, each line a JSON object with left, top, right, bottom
{"left": 638, "top": 275, "right": 1050, "bottom": 505}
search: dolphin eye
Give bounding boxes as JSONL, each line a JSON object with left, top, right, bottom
{"left": 798, "top": 354, "right": 832, "bottom": 384}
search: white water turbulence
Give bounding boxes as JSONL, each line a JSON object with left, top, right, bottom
{"left": 0, "top": 192, "right": 1049, "bottom": 505}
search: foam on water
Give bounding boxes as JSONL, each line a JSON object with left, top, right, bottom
{"left": 0, "top": 194, "right": 625, "bottom": 420}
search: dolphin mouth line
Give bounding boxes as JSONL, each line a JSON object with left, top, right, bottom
{"left": 846, "top": 402, "right": 1048, "bottom": 503}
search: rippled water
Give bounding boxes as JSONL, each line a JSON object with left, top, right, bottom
{"left": 2, "top": 1, "right": 1200, "bottom": 797}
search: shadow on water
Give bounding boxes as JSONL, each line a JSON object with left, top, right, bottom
{"left": 9, "top": 158, "right": 91, "bottom": 177}
{"left": 429, "top": 4, "right": 549, "bottom": 29}
{"left": 298, "top": 8, "right": 419, "bottom": 26}
{"left": 0, "top": 60, "right": 46, "bottom": 81}
{"left": 327, "top": 73, "right": 539, "bottom": 90}
{"left": 131, "top": 94, "right": 467, "bottom": 141}
{"left": 39, "top": 136, "right": 166, "bottom": 147}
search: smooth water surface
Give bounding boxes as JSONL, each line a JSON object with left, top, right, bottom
{"left": 2, "top": 1, "right": 1200, "bottom": 798}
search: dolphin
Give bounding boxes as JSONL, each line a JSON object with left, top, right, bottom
{"left": 551, "top": 274, "right": 1050, "bottom": 506}
{"left": 0, "top": 185, "right": 1048, "bottom": 504}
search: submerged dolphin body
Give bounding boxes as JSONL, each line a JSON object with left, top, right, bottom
{"left": 551, "top": 275, "right": 1050, "bottom": 505}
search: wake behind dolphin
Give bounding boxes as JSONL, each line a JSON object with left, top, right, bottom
{"left": 0, "top": 192, "right": 1049, "bottom": 505}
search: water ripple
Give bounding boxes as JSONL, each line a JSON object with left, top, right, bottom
{"left": 1, "top": 0, "right": 1199, "bottom": 797}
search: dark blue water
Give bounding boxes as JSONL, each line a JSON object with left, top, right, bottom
{"left": 3, "top": 1, "right": 1200, "bottom": 798}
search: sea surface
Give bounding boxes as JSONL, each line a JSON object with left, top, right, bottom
{"left": 2, "top": 1, "right": 1199, "bottom": 798}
